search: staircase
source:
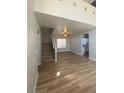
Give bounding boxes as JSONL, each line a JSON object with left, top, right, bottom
{"left": 38, "top": 42, "right": 55, "bottom": 72}
{"left": 41, "top": 42, "right": 54, "bottom": 63}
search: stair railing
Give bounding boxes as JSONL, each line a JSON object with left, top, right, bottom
{"left": 51, "top": 35, "right": 57, "bottom": 62}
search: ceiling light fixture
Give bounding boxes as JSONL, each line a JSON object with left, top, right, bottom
{"left": 61, "top": 26, "right": 70, "bottom": 37}
{"left": 64, "top": 34, "right": 67, "bottom": 37}
{"left": 84, "top": 7, "right": 87, "bottom": 11}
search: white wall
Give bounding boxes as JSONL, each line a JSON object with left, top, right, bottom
{"left": 27, "top": 0, "right": 40, "bottom": 93}
{"left": 89, "top": 28, "right": 96, "bottom": 60}
{"left": 34, "top": 0, "right": 96, "bottom": 26}
{"left": 70, "top": 34, "right": 82, "bottom": 55}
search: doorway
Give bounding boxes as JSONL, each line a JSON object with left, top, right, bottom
{"left": 82, "top": 33, "right": 89, "bottom": 57}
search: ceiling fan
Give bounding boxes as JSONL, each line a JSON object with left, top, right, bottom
{"left": 60, "top": 26, "right": 70, "bottom": 37}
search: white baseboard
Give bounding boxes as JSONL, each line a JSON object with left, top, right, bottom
{"left": 57, "top": 50, "right": 70, "bottom": 53}
{"left": 89, "top": 57, "right": 96, "bottom": 61}
{"left": 70, "top": 50, "right": 82, "bottom": 56}
{"left": 33, "top": 73, "right": 39, "bottom": 93}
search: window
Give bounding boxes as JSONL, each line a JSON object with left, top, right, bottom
{"left": 57, "top": 39, "right": 66, "bottom": 48}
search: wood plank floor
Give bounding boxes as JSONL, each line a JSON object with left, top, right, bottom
{"left": 36, "top": 52, "right": 96, "bottom": 93}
